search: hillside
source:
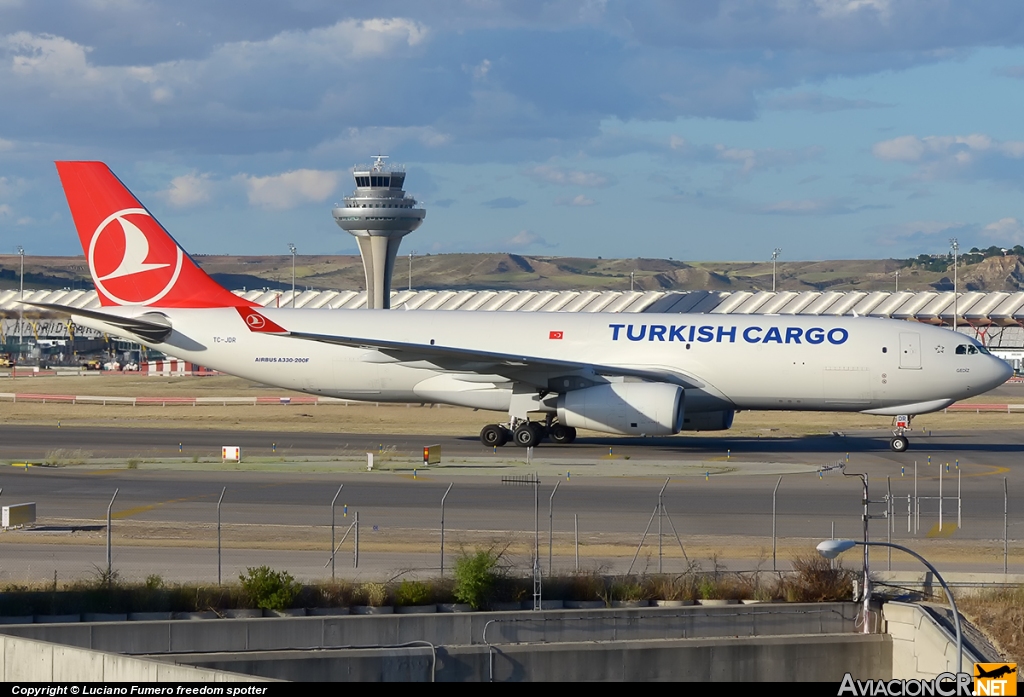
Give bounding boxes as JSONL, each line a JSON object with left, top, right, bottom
{"left": 2, "top": 253, "right": 1023, "bottom": 294}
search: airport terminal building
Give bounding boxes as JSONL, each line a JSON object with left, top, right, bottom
{"left": 3, "top": 286, "right": 1024, "bottom": 369}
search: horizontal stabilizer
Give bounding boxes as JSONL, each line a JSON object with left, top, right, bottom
{"left": 26, "top": 303, "right": 173, "bottom": 343}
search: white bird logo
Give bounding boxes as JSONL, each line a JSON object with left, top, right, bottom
{"left": 97, "top": 215, "right": 170, "bottom": 281}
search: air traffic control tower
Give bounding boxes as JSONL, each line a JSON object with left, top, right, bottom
{"left": 332, "top": 156, "right": 426, "bottom": 309}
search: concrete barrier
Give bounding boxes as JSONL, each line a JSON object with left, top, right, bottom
{"left": 170, "top": 633, "right": 890, "bottom": 682}
{"left": 0, "top": 603, "right": 860, "bottom": 655}
{"left": 0, "top": 634, "right": 267, "bottom": 682}
{"left": 875, "top": 571, "right": 1024, "bottom": 594}
{"left": 882, "top": 602, "right": 981, "bottom": 678}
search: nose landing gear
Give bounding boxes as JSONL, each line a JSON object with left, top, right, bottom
{"left": 890, "top": 414, "right": 911, "bottom": 452}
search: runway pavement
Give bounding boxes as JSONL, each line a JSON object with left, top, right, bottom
{"left": 0, "top": 425, "right": 1021, "bottom": 584}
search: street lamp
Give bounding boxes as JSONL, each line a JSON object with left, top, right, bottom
{"left": 771, "top": 248, "right": 782, "bottom": 292}
{"left": 893, "top": 270, "right": 899, "bottom": 293}
{"left": 16, "top": 245, "right": 24, "bottom": 356}
{"left": 288, "top": 244, "right": 297, "bottom": 308}
{"left": 949, "top": 238, "right": 959, "bottom": 332}
{"left": 816, "top": 539, "right": 963, "bottom": 675}
{"left": 408, "top": 250, "right": 416, "bottom": 292}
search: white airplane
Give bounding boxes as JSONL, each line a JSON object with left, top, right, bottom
{"left": 39, "top": 162, "right": 1012, "bottom": 453}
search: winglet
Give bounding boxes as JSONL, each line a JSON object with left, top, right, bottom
{"left": 236, "top": 306, "right": 288, "bottom": 333}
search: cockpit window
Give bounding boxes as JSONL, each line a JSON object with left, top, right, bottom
{"left": 956, "top": 344, "right": 983, "bottom": 355}
{"left": 956, "top": 345, "right": 967, "bottom": 355}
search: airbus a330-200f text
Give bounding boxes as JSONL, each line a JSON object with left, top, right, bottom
{"left": 39, "top": 162, "right": 1013, "bottom": 453}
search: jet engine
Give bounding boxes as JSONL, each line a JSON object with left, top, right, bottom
{"left": 681, "top": 410, "right": 735, "bottom": 431}
{"left": 556, "top": 382, "right": 685, "bottom": 436}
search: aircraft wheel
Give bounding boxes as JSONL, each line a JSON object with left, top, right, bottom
{"left": 480, "top": 424, "right": 508, "bottom": 447}
{"left": 549, "top": 424, "right": 577, "bottom": 444}
{"left": 514, "top": 423, "right": 540, "bottom": 448}
{"left": 890, "top": 436, "right": 909, "bottom": 453}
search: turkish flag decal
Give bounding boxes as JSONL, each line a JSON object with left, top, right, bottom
{"left": 549, "top": 330, "right": 564, "bottom": 340}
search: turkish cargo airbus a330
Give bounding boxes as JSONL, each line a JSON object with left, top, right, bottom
{"left": 41, "top": 162, "right": 1011, "bottom": 453}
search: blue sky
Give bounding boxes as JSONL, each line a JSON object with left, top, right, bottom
{"left": 2, "top": 1, "right": 1024, "bottom": 262}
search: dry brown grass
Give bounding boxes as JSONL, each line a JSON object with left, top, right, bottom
{"left": 959, "top": 587, "right": 1024, "bottom": 665}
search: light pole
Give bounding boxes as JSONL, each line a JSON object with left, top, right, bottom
{"left": 288, "top": 243, "right": 297, "bottom": 307}
{"left": 817, "top": 539, "right": 963, "bottom": 675}
{"left": 949, "top": 238, "right": 959, "bottom": 332}
{"left": 893, "top": 270, "right": 899, "bottom": 293}
{"left": 16, "top": 245, "right": 24, "bottom": 356}
{"left": 771, "top": 248, "right": 781, "bottom": 292}
{"left": 408, "top": 250, "right": 416, "bottom": 292}
{"left": 630, "top": 270, "right": 635, "bottom": 292}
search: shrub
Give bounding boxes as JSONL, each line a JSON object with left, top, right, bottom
{"left": 395, "top": 580, "right": 432, "bottom": 606}
{"left": 604, "top": 576, "right": 647, "bottom": 603}
{"left": 785, "top": 554, "right": 853, "bottom": 602}
{"left": 698, "top": 576, "right": 719, "bottom": 600}
{"left": 144, "top": 575, "right": 163, "bottom": 590}
{"left": 453, "top": 550, "right": 498, "bottom": 609}
{"left": 238, "top": 566, "right": 301, "bottom": 611}
{"left": 646, "top": 572, "right": 698, "bottom": 602}
{"left": 359, "top": 582, "right": 389, "bottom": 607}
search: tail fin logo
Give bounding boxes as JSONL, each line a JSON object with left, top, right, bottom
{"left": 88, "top": 208, "right": 184, "bottom": 306}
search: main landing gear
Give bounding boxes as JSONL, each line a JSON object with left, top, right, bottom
{"left": 479, "top": 419, "right": 577, "bottom": 448}
{"left": 890, "top": 414, "right": 911, "bottom": 453}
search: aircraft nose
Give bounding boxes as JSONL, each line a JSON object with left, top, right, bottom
{"left": 985, "top": 355, "right": 1014, "bottom": 390}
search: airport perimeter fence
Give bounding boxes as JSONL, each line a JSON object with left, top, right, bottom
{"left": 0, "top": 460, "right": 1018, "bottom": 595}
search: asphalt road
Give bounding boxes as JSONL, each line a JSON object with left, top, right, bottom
{"left": 1, "top": 424, "right": 1021, "bottom": 582}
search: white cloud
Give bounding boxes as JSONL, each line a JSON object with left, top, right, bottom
{"left": 224, "top": 18, "right": 427, "bottom": 67}
{"left": 0, "top": 175, "right": 29, "bottom": 200}
{"left": 554, "top": 194, "right": 596, "bottom": 206}
{"left": 669, "top": 136, "right": 823, "bottom": 176}
{"left": 0, "top": 204, "right": 11, "bottom": 216}
{"left": 0, "top": 138, "right": 13, "bottom": 151}
{"left": 983, "top": 217, "right": 1024, "bottom": 244}
{"left": 525, "top": 165, "right": 612, "bottom": 187}
{"left": 873, "top": 133, "right": 1024, "bottom": 182}
{"left": 239, "top": 169, "right": 340, "bottom": 211}
{"left": 813, "top": 0, "right": 892, "bottom": 20}
{"left": 506, "top": 230, "right": 556, "bottom": 249}
{"left": 3, "top": 31, "right": 96, "bottom": 81}
{"left": 466, "top": 59, "right": 491, "bottom": 81}
{"left": 161, "top": 171, "right": 212, "bottom": 208}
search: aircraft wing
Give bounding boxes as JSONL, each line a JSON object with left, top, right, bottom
{"left": 282, "top": 329, "right": 705, "bottom": 389}
{"left": 25, "top": 303, "right": 173, "bottom": 343}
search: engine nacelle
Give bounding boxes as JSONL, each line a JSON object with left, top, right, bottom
{"left": 681, "top": 410, "right": 735, "bottom": 432}
{"left": 556, "top": 382, "right": 685, "bottom": 436}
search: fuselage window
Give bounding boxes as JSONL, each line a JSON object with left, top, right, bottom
{"left": 882, "top": 347, "right": 887, "bottom": 353}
